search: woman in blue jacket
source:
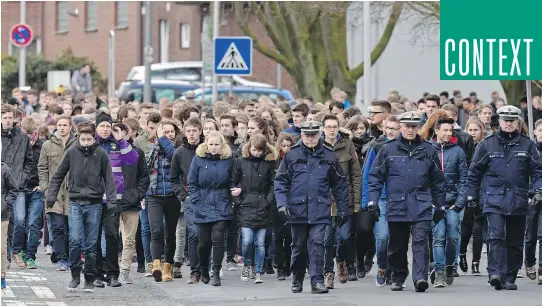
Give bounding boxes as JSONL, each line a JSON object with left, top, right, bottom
{"left": 188, "top": 131, "right": 233, "bottom": 286}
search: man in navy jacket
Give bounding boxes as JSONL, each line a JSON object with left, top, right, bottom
{"left": 367, "top": 111, "right": 446, "bottom": 293}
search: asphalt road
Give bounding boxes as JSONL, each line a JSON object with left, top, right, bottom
{"left": 2, "top": 246, "right": 541, "bottom": 306}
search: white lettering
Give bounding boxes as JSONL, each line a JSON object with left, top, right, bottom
{"left": 445, "top": 39, "right": 456, "bottom": 76}
{"left": 486, "top": 39, "right": 496, "bottom": 76}
{"left": 510, "top": 39, "right": 521, "bottom": 76}
{"left": 524, "top": 38, "right": 533, "bottom": 76}
{"left": 499, "top": 39, "right": 508, "bottom": 76}
{"left": 459, "top": 39, "right": 470, "bottom": 76}
{"left": 473, "top": 39, "right": 483, "bottom": 76}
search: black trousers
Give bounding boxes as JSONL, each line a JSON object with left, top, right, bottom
{"left": 273, "top": 219, "right": 292, "bottom": 269}
{"left": 460, "top": 207, "right": 487, "bottom": 263}
{"left": 198, "top": 221, "right": 228, "bottom": 273}
{"left": 226, "top": 213, "right": 239, "bottom": 263}
{"left": 147, "top": 196, "right": 181, "bottom": 264}
{"left": 354, "top": 212, "right": 376, "bottom": 267}
{"left": 96, "top": 208, "right": 120, "bottom": 279}
{"left": 388, "top": 221, "right": 431, "bottom": 284}
{"left": 135, "top": 220, "right": 144, "bottom": 266}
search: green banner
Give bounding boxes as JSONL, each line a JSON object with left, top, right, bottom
{"left": 440, "top": 0, "right": 542, "bottom": 80}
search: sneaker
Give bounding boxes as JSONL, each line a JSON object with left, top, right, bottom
{"left": 119, "top": 271, "right": 132, "bottom": 284}
{"left": 173, "top": 262, "right": 182, "bottom": 278}
{"left": 107, "top": 276, "right": 122, "bottom": 287}
{"left": 276, "top": 268, "right": 286, "bottom": 281}
{"left": 211, "top": 273, "right": 221, "bottom": 286}
{"left": 471, "top": 262, "right": 481, "bottom": 275}
{"left": 227, "top": 261, "right": 239, "bottom": 271}
{"left": 347, "top": 264, "right": 358, "bottom": 281}
{"left": 12, "top": 252, "right": 26, "bottom": 268}
{"left": 337, "top": 261, "right": 348, "bottom": 284}
{"left": 526, "top": 265, "right": 537, "bottom": 280}
{"left": 517, "top": 269, "right": 524, "bottom": 279}
{"left": 68, "top": 278, "right": 80, "bottom": 291}
{"left": 415, "top": 279, "right": 429, "bottom": 292}
{"left": 145, "top": 262, "right": 153, "bottom": 277}
{"left": 83, "top": 280, "right": 94, "bottom": 293}
{"left": 93, "top": 279, "right": 105, "bottom": 288}
{"left": 45, "top": 245, "right": 53, "bottom": 255}
{"left": 241, "top": 266, "right": 249, "bottom": 282}
{"left": 537, "top": 268, "right": 542, "bottom": 284}
{"left": 57, "top": 260, "right": 68, "bottom": 271}
{"left": 324, "top": 272, "right": 334, "bottom": 289}
{"left": 137, "top": 263, "right": 145, "bottom": 273}
{"left": 434, "top": 271, "right": 446, "bottom": 288}
{"left": 376, "top": 269, "right": 386, "bottom": 287}
{"left": 187, "top": 273, "right": 200, "bottom": 284}
{"left": 364, "top": 257, "right": 374, "bottom": 274}
{"left": 357, "top": 264, "right": 366, "bottom": 279}
{"left": 265, "top": 260, "right": 275, "bottom": 275}
{"left": 1, "top": 277, "right": 6, "bottom": 289}
{"left": 459, "top": 253, "right": 468, "bottom": 273}
{"left": 255, "top": 273, "right": 263, "bottom": 284}
{"left": 250, "top": 266, "right": 256, "bottom": 279}
{"left": 445, "top": 265, "right": 454, "bottom": 285}
{"left": 25, "top": 258, "right": 37, "bottom": 269}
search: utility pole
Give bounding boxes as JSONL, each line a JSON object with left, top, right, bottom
{"left": 19, "top": 0, "right": 26, "bottom": 87}
{"left": 211, "top": 0, "right": 220, "bottom": 104}
{"left": 363, "top": 1, "right": 371, "bottom": 114}
{"left": 143, "top": 1, "right": 153, "bottom": 103}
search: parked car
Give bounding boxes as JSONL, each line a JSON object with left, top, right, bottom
{"left": 116, "top": 80, "right": 199, "bottom": 103}
{"left": 180, "top": 86, "right": 294, "bottom": 105}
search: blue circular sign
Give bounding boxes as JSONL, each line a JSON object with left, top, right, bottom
{"left": 10, "top": 23, "right": 33, "bottom": 48}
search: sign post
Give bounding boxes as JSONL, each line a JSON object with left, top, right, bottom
{"left": 10, "top": 2, "right": 33, "bottom": 87}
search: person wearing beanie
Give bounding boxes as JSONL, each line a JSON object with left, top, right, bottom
{"left": 93, "top": 111, "right": 140, "bottom": 288}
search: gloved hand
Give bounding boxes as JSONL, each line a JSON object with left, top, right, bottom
{"left": 367, "top": 201, "right": 380, "bottom": 222}
{"left": 433, "top": 207, "right": 445, "bottom": 223}
{"left": 46, "top": 200, "right": 55, "bottom": 209}
{"left": 336, "top": 215, "right": 349, "bottom": 228}
{"left": 532, "top": 189, "right": 542, "bottom": 206}
{"left": 278, "top": 206, "right": 290, "bottom": 221}
{"left": 467, "top": 196, "right": 479, "bottom": 209}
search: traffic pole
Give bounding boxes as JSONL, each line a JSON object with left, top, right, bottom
{"left": 108, "top": 30, "right": 115, "bottom": 97}
{"left": 19, "top": 0, "right": 26, "bottom": 87}
{"left": 143, "top": 1, "right": 153, "bottom": 104}
{"left": 211, "top": 0, "right": 220, "bottom": 104}
{"left": 363, "top": 1, "right": 371, "bottom": 114}
{"left": 526, "top": 80, "right": 534, "bottom": 140}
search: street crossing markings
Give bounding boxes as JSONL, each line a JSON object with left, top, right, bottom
{"left": 216, "top": 43, "right": 248, "bottom": 70}
{"left": 30, "top": 287, "right": 56, "bottom": 299}
{"left": 1, "top": 284, "right": 16, "bottom": 297}
{"left": 2, "top": 302, "right": 68, "bottom": 306}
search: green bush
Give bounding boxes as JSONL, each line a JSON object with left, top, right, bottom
{"left": 1, "top": 47, "right": 106, "bottom": 102}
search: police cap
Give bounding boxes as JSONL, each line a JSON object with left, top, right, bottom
{"left": 496, "top": 105, "right": 521, "bottom": 120}
{"left": 397, "top": 111, "right": 423, "bottom": 125}
{"left": 299, "top": 120, "right": 322, "bottom": 135}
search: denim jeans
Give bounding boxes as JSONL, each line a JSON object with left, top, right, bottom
{"left": 10, "top": 192, "right": 26, "bottom": 254}
{"left": 525, "top": 204, "right": 542, "bottom": 267}
{"left": 324, "top": 216, "right": 352, "bottom": 272}
{"left": 68, "top": 202, "right": 102, "bottom": 280}
{"left": 373, "top": 200, "right": 389, "bottom": 269}
{"left": 241, "top": 227, "right": 267, "bottom": 273}
{"left": 432, "top": 209, "right": 462, "bottom": 272}
{"left": 139, "top": 204, "right": 152, "bottom": 263}
{"left": 46, "top": 212, "right": 68, "bottom": 261}
{"left": 25, "top": 191, "right": 44, "bottom": 260}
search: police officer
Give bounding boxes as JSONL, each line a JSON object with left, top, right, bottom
{"left": 466, "top": 105, "right": 542, "bottom": 291}
{"left": 367, "top": 111, "right": 446, "bottom": 292}
{"left": 274, "top": 120, "right": 349, "bottom": 294}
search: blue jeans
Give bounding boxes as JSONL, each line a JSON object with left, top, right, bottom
{"left": 324, "top": 216, "right": 352, "bottom": 272}
{"left": 46, "top": 212, "right": 68, "bottom": 261}
{"left": 10, "top": 192, "right": 26, "bottom": 254}
{"left": 241, "top": 227, "right": 266, "bottom": 273}
{"left": 139, "top": 204, "right": 152, "bottom": 263}
{"left": 25, "top": 191, "right": 44, "bottom": 260}
{"left": 432, "top": 209, "right": 462, "bottom": 272}
{"left": 68, "top": 202, "right": 102, "bottom": 279}
{"left": 374, "top": 200, "right": 389, "bottom": 269}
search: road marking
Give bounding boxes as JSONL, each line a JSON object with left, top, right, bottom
{"left": 1, "top": 285, "right": 16, "bottom": 297}
{"left": 3, "top": 301, "right": 26, "bottom": 306}
{"left": 30, "top": 286, "right": 56, "bottom": 299}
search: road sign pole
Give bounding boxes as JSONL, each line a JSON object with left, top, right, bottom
{"left": 211, "top": 0, "right": 220, "bottom": 104}
{"left": 363, "top": 1, "right": 371, "bottom": 113}
{"left": 19, "top": 0, "right": 26, "bottom": 88}
{"left": 143, "top": 1, "right": 153, "bottom": 104}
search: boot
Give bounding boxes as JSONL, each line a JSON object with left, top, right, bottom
{"left": 311, "top": 282, "right": 329, "bottom": 294}
{"left": 414, "top": 279, "right": 429, "bottom": 292}
{"left": 459, "top": 253, "right": 468, "bottom": 273}
{"left": 162, "top": 263, "right": 173, "bottom": 282}
{"left": 347, "top": 264, "right": 358, "bottom": 281}
{"left": 265, "top": 259, "right": 275, "bottom": 275}
{"left": 173, "top": 262, "right": 182, "bottom": 278}
{"left": 291, "top": 273, "right": 304, "bottom": 293}
{"left": 67, "top": 269, "right": 81, "bottom": 291}
{"left": 152, "top": 259, "right": 162, "bottom": 282}
{"left": 211, "top": 269, "right": 221, "bottom": 286}
{"left": 337, "top": 260, "right": 348, "bottom": 284}
{"left": 324, "top": 272, "right": 335, "bottom": 289}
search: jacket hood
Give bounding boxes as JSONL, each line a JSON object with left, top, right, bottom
{"left": 241, "top": 142, "right": 278, "bottom": 161}
{"left": 196, "top": 141, "right": 232, "bottom": 159}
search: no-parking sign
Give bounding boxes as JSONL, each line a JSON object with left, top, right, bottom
{"left": 10, "top": 23, "right": 33, "bottom": 48}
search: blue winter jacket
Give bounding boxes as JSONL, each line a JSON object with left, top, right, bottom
{"left": 430, "top": 136, "right": 468, "bottom": 209}
{"left": 187, "top": 142, "right": 233, "bottom": 224}
{"left": 361, "top": 137, "right": 391, "bottom": 210}
{"left": 146, "top": 136, "right": 176, "bottom": 196}
{"left": 282, "top": 125, "right": 301, "bottom": 137}
{"left": 367, "top": 135, "right": 446, "bottom": 222}
{"left": 274, "top": 140, "right": 349, "bottom": 225}
{"left": 466, "top": 130, "right": 542, "bottom": 216}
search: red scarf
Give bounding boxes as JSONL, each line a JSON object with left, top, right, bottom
{"left": 30, "top": 131, "right": 39, "bottom": 146}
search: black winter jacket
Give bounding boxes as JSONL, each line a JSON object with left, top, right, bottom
{"left": 1, "top": 127, "right": 32, "bottom": 189}
{"left": 26, "top": 137, "right": 44, "bottom": 189}
{"left": 170, "top": 137, "right": 203, "bottom": 202}
{"left": 1, "top": 162, "right": 18, "bottom": 221}
{"left": 230, "top": 143, "right": 278, "bottom": 228}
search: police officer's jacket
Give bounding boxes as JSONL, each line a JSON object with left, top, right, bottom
{"left": 274, "top": 139, "right": 349, "bottom": 225}
{"left": 367, "top": 135, "right": 446, "bottom": 222}
{"left": 466, "top": 129, "right": 542, "bottom": 216}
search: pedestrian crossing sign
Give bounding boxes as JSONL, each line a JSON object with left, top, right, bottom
{"left": 214, "top": 37, "right": 253, "bottom": 76}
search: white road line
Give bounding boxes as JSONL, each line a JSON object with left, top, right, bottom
{"left": 7, "top": 285, "right": 29, "bottom": 288}
{"left": 30, "top": 286, "right": 56, "bottom": 299}
{"left": 45, "top": 303, "right": 69, "bottom": 306}
{"left": 3, "top": 301, "right": 27, "bottom": 306}
{"left": 1, "top": 285, "right": 16, "bottom": 297}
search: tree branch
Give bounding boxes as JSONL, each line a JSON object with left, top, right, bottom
{"left": 251, "top": 2, "right": 294, "bottom": 60}
{"left": 349, "top": 2, "right": 403, "bottom": 80}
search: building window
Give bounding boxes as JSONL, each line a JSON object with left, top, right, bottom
{"left": 85, "top": 1, "right": 98, "bottom": 31}
{"left": 56, "top": 2, "right": 69, "bottom": 33}
{"left": 115, "top": 2, "right": 129, "bottom": 28}
{"left": 180, "top": 23, "right": 190, "bottom": 49}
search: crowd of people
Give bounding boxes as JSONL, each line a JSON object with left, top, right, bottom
{"left": 1, "top": 85, "right": 542, "bottom": 295}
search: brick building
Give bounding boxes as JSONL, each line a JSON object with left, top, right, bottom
{"left": 1, "top": 1, "right": 294, "bottom": 95}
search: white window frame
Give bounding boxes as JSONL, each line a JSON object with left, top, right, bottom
{"left": 56, "top": 1, "right": 69, "bottom": 33}
{"left": 180, "top": 23, "right": 190, "bottom": 49}
{"left": 86, "top": 1, "right": 98, "bottom": 31}
{"left": 159, "top": 20, "right": 170, "bottom": 63}
{"left": 116, "top": 1, "right": 129, "bottom": 29}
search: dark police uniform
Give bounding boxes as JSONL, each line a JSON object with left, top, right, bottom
{"left": 274, "top": 120, "right": 349, "bottom": 294}
{"left": 367, "top": 111, "right": 446, "bottom": 292}
{"left": 466, "top": 105, "right": 542, "bottom": 290}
